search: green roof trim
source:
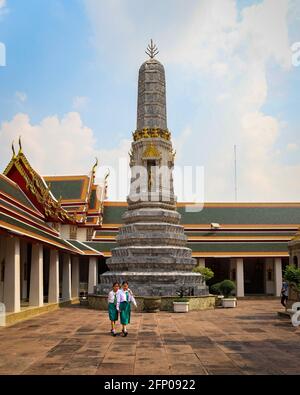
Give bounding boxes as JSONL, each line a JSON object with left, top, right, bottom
{"left": 95, "top": 230, "right": 295, "bottom": 238}
{"left": 0, "top": 176, "right": 36, "bottom": 210}
{"left": 187, "top": 241, "right": 288, "bottom": 253}
{"left": 85, "top": 241, "right": 116, "bottom": 253}
{"left": 0, "top": 198, "right": 47, "bottom": 228}
{"left": 102, "top": 204, "right": 300, "bottom": 225}
{"left": 103, "top": 206, "right": 126, "bottom": 223}
{"left": 179, "top": 206, "right": 300, "bottom": 225}
{"left": 47, "top": 180, "right": 84, "bottom": 200}
{"left": 85, "top": 240, "right": 288, "bottom": 254}
{"left": 0, "top": 212, "right": 74, "bottom": 250}
{"left": 67, "top": 240, "right": 100, "bottom": 254}
{"left": 89, "top": 190, "right": 97, "bottom": 209}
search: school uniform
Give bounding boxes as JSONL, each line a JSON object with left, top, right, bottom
{"left": 108, "top": 290, "right": 119, "bottom": 322}
{"left": 117, "top": 289, "right": 137, "bottom": 325}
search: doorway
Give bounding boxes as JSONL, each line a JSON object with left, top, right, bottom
{"left": 244, "top": 258, "right": 265, "bottom": 294}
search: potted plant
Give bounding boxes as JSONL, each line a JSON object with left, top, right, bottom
{"left": 173, "top": 287, "right": 190, "bottom": 313}
{"left": 219, "top": 280, "right": 237, "bottom": 308}
{"left": 192, "top": 266, "right": 214, "bottom": 282}
{"left": 210, "top": 282, "right": 224, "bottom": 307}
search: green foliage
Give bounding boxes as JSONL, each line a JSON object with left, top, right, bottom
{"left": 284, "top": 265, "right": 300, "bottom": 290}
{"left": 219, "top": 280, "right": 236, "bottom": 298}
{"left": 173, "top": 298, "right": 190, "bottom": 303}
{"left": 210, "top": 282, "right": 221, "bottom": 295}
{"left": 175, "top": 286, "right": 190, "bottom": 298}
{"left": 193, "top": 266, "right": 214, "bottom": 282}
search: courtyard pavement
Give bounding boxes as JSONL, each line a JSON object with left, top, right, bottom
{"left": 0, "top": 300, "right": 299, "bottom": 375}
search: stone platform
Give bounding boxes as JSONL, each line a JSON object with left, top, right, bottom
{"left": 88, "top": 294, "right": 216, "bottom": 312}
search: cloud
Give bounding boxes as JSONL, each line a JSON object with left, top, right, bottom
{"left": 1, "top": 0, "right": 299, "bottom": 202}
{"left": 287, "top": 143, "right": 298, "bottom": 152}
{"left": 0, "top": 112, "right": 131, "bottom": 200}
{"left": 72, "top": 96, "right": 89, "bottom": 110}
{"left": 15, "top": 91, "right": 27, "bottom": 103}
{"left": 163, "top": 0, "right": 299, "bottom": 201}
{"left": 0, "top": 0, "right": 8, "bottom": 16}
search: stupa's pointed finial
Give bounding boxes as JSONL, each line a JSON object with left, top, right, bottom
{"left": 146, "top": 39, "right": 159, "bottom": 59}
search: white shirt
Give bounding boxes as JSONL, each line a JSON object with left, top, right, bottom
{"left": 108, "top": 290, "right": 119, "bottom": 304}
{"left": 117, "top": 289, "right": 137, "bottom": 310}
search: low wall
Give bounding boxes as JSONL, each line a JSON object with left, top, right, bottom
{"left": 88, "top": 294, "right": 216, "bottom": 312}
{"left": 3, "top": 298, "right": 80, "bottom": 327}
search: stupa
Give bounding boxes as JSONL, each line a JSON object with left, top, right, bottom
{"left": 99, "top": 41, "right": 206, "bottom": 296}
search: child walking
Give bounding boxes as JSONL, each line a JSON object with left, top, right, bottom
{"left": 107, "top": 282, "right": 120, "bottom": 337}
{"left": 117, "top": 281, "right": 137, "bottom": 337}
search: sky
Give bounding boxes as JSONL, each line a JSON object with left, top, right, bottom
{"left": 0, "top": 0, "right": 299, "bottom": 202}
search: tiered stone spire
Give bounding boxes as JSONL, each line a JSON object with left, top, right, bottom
{"left": 99, "top": 41, "right": 206, "bottom": 297}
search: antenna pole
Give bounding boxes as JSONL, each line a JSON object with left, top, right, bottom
{"left": 234, "top": 145, "right": 238, "bottom": 202}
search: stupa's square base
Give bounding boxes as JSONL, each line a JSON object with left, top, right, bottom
{"left": 0, "top": 300, "right": 298, "bottom": 375}
{"left": 88, "top": 294, "right": 216, "bottom": 312}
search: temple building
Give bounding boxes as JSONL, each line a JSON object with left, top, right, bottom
{"left": 1, "top": 42, "right": 300, "bottom": 322}
{"left": 0, "top": 142, "right": 107, "bottom": 320}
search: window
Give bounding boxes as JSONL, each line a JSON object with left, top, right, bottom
{"left": 70, "top": 225, "right": 77, "bottom": 240}
{"left": 87, "top": 228, "right": 94, "bottom": 241}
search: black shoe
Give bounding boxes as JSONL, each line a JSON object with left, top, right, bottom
{"left": 111, "top": 330, "right": 116, "bottom": 337}
{"left": 122, "top": 330, "right": 128, "bottom": 337}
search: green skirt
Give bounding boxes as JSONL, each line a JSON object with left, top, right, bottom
{"left": 120, "top": 301, "right": 131, "bottom": 325}
{"left": 108, "top": 303, "right": 118, "bottom": 322}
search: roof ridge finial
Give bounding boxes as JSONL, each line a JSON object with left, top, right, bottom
{"left": 92, "top": 157, "right": 99, "bottom": 183}
{"left": 18, "top": 135, "right": 23, "bottom": 153}
{"left": 11, "top": 141, "right": 16, "bottom": 158}
{"left": 146, "top": 39, "right": 159, "bottom": 59}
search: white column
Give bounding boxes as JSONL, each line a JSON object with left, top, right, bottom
{"left": 274, "top": 257, "right": 283, "bottom": 297}
{"left": 88, "top": 257, "right": 97, "bottom": 294}
{"left": 236, "top": 258, "right": 245, "bottom": 297}
{"left": 20, "top": 241, "right": 28, "bottom": 300}
{"left": 197, "top": 258, "right": 205, "bottom": 268}
{"left": 62, "top": 254, "right": 71, "bottom": 301}
{"left": 48, "top": 250, "right": 59, "bottom": 304}
{"left": 71, "top": 256, "right": 80, "bottom": 299}
{"left": 29, "top": 244, "right": 44, "bottom": 307}
{"left": 4, "top": 237, "right": 21, "bottom": 313}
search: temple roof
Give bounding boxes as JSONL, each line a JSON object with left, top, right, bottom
{"left": 44, "top": 175, "right": 105, "bottom": 226}
{"left": 89, "top": 201, "right": 300, "bottom": 257}
{"left": 100, "top": 201, "right": 300, "bottom": 227}
{"left": 44, "top": 175, "right": 90, "bottom": 202}
{"left": 3, "top": 146, "right": 73, "bottom": 223}
{"left": 0, "top": 174, "right": 78, "bottom": 253}
{"left": 67, "top": 239, "right": 103, "bottom": 256}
